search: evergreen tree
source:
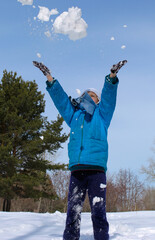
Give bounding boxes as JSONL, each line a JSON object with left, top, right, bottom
{"left": 0, "top": 70, "right": 68, "bottom": 211}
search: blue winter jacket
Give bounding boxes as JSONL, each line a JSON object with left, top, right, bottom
{"left": 46, "top": 76, "right": 118, "bottom": 172}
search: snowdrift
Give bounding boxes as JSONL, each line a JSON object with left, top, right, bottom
{"left": 0, "top": 211, "right": 155, "bottom": 239}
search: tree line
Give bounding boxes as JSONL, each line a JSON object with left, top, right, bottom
{"left": 0, "top": 168, "right": 154, "bottom": 213}
{"left": 50, "top": 168, "right": 155, "bottom": 213}
{"left": 0, "top": 70, "right": 154, "bottom": 213}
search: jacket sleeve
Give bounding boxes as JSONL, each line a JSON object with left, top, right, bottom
{"left": 46, "top": 79, "right": 75, "bottom": 127}
{"left": 99, "top": 75, "right": 119, "bottom": 129}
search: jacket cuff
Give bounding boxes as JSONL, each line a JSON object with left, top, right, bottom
{"left": 46, "top": 78, "right": 56, "bottom": 88}
{"left": 106, "top": 74, "right": 119, "bottom": 84}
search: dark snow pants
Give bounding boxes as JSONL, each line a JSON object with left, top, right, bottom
{"left": 63, "top": 170, "right": 109, "bottom": 240}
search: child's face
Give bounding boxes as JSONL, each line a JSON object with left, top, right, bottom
{"left": 87, "top": 91, "right": 99, "bottom": 104}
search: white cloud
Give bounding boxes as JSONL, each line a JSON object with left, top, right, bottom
{"left": 123, "top": 24, "right": 127, "bottom": 28}
{"left": 17, "top": 0, "right": 33, "bottom": 5}
{"left": 37, "top": 53, "right": 41, "bottom": 58}
{"left": 110, "top": 36, "right": 115, "bottom": 40}
{"left": 44, "top": 31, "right": 51, "bottom": 38}
{"left": 37, "top": 6, "right": 59, "bottom": 22}
{"left": 53, "top": 7, "right": 88, "bottom": 41}
{"left": 51, "top": 9, "right": 59, "bottom": 15}
{"left": 121, "top": 45, "right": 126, "bottom": 49}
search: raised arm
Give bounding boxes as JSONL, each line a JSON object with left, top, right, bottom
{"left": 99, "top": 60, "right": 127, "bottom": 128}
{"left": 99, "top": 73, "right": 119, "bottom": 129}
{"left": 46, "top": 78, "right": 75, "bottom": 127}
{"left": 33, "top": 61, "right": 75, "bottom": 127}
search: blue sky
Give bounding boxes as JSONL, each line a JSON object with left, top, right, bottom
{"left": 0, "top": 0, "right": 155, "bottom": 181}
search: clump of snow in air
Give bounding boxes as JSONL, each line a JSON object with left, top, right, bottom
{"left": 100, "top": 183, "right": 106, "bottom": 189}
{"left": 93, "top": 196, "right": 103, "bottom": 206}
{"left": 123, "top": 24, "right": 127, "bottom": 28}
{"left": 0, "top": 211, "right": 155, "bottom": 239}
{"left": 121, "top": 45, "right": 126, "bottom": 49}
{"left": 44, "top": 30, "right": 51, "bottom": 38}
{"left": 17, "top": 0, "right": 33, "bottom": 5}
{"left": 37, "top": 6, "right": 59, "bottom": 22}
{"left": 110, "top": 36, "right": 115, "bottom": 40}
{"left": 37, "top": 53, "right": 41, "bottom": 58}
{"left": 53, "top": 7, "right": 88, "bottom": 41}
{"left": 76, "top": 89, "right": 81, "bottom": 96}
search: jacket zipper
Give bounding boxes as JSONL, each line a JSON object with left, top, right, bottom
{"left": 78, "top": 116, "right": 85, "bottom": 165}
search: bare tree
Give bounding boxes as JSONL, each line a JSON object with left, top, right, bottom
{"left": 115, "top": 169, "right": 144, "bottom": 211}
{"left": 106, "top": 172, "right": 118, "bottom": 212}
{"left": 141, "top": 159, "right": 155, "bottom": 183}
{"left": 51, "top": 170, "right": 70, "bottom": 212}
{"left": 142, "top": 187, "right": 155, "bottom": 210}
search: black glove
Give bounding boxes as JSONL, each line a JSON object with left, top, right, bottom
{"left": 111, "top": 60, "right": 127, "bottom": 74}
{"left": 33, "top": 61, "right": 51, "bottom": 76}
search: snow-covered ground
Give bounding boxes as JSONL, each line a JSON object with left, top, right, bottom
{"left": 0, "top": 211, "right": 155, "bottom": 240}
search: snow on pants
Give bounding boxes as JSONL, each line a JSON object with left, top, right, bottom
{"left": 63, "top": 170, "right": 109, "bottom": 240}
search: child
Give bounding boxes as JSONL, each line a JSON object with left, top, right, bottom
{"left": 33, "top": 60, "right": 127, "bottom": 240}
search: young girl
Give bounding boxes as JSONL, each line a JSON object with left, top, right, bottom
{"left": 33, "top": 60, "right": 127, "bottom": 240}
